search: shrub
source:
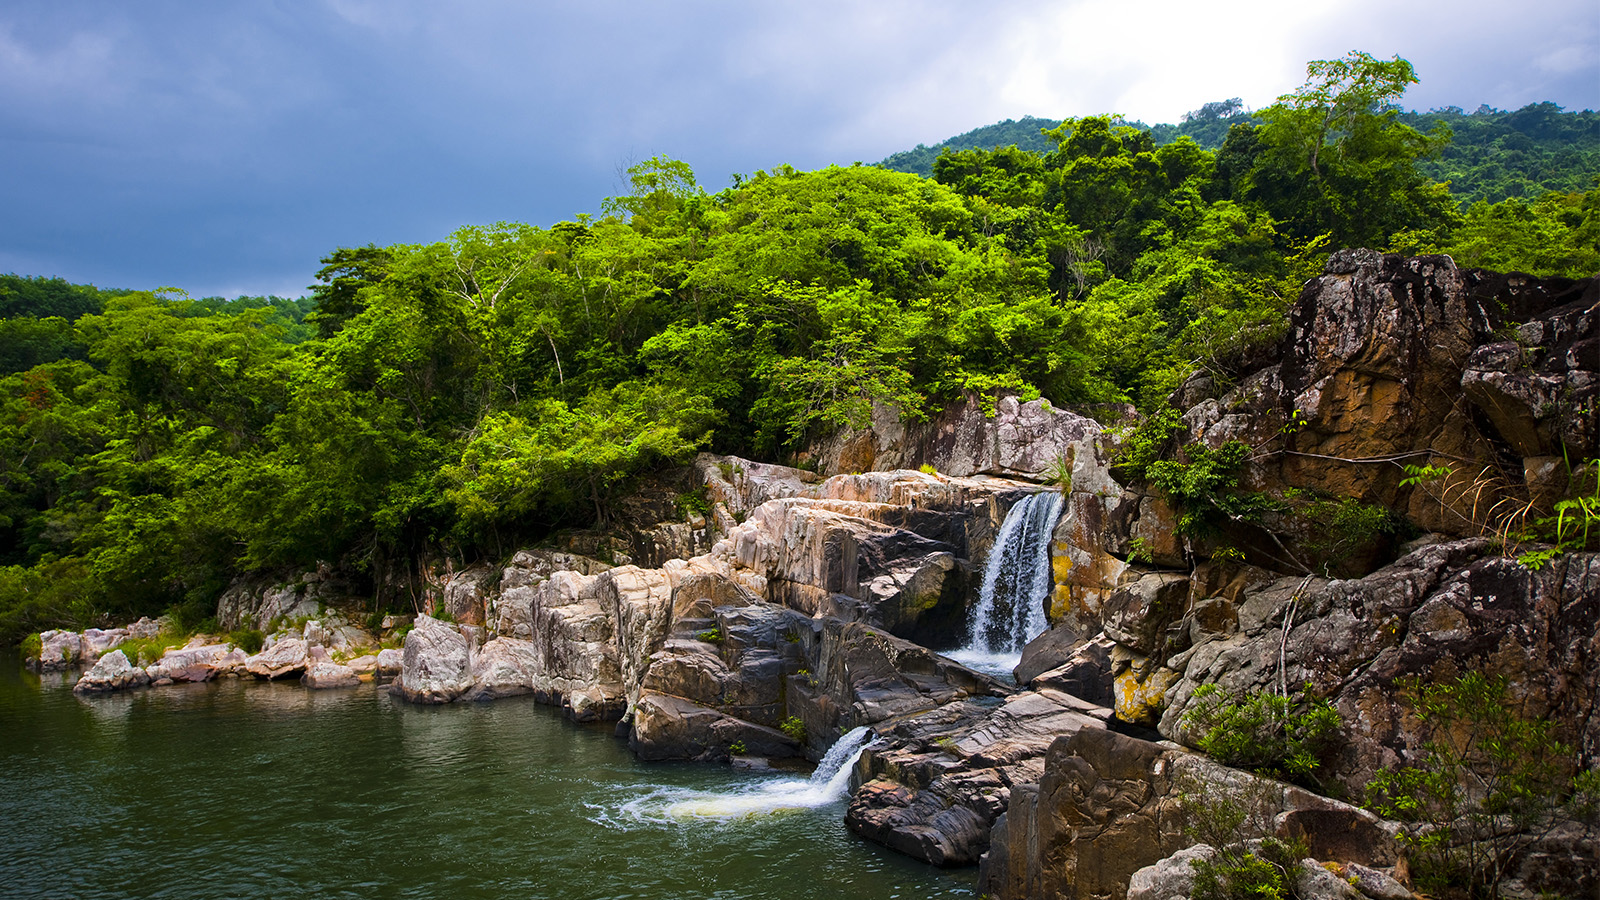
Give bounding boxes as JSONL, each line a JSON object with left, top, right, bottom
{"left": 228, "top": 629, "right": 265, "bottom": 654}
{"left": 779, "top": 716, "right": 806, "bottom": 743}
{"left": 695, "top": 627, "right": 723, "bottom": 644}
{"left": 1146, "top": 440, "right": 1278, "bottom": 537}
{"left": 20, "top": 632, "right": 42, "bottom": 659}
{"left": 1365, "top": 672, "right": 1592, "bottom": 898}
{"left": 1176, "top": 769, "right": 1310, "bottom": 900}
{"left": 918, "top": 463, "right": 938, "bottom": 476}
{"left": 1181, "top": 684, "right": 1342, "bottom": 789}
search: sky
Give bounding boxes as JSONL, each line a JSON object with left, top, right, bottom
{"left": 2, "top": 0, "right": 1596, "bottom": 299}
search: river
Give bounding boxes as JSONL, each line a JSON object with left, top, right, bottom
{"left": 0, "top": 657, "right": 976, "bottom": 899}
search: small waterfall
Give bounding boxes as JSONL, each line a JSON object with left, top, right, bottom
{"left": 948, "top": 491, "right": 1062, "bottom": 676}
{"left": 605, "top": 727, "right": 875, "bottom": 822}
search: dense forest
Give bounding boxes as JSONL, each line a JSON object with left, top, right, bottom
{"left": 881, "top": 98, "right": 1599, "bottom": 207}
{"left": 1, "top": 51, "right": 1596, "bottom": 644}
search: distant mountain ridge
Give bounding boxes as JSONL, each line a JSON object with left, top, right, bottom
{"left": 878, "top": 101, "right": 1600, "bottom": 205}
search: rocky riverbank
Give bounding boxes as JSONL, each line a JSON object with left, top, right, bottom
{"left": 30, "top": 252, "right": 1599, "bottom": 899}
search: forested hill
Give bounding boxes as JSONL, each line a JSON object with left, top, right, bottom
{"left": 879, "top": 101, "right": 1600, "bottom": 206}
{"left": 0, "top": 51, "right": 1595, "bottom": 645}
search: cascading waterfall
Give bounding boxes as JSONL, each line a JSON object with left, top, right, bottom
{"left": 947, "top": 490, "right": 1063, "bottom": 677}
{"left": 606, "top": 726, "right": 875, "bottom": 822}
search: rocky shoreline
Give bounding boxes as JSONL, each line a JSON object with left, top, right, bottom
{"left": 27, "top": 252, "right": 1599, "bottom": 900}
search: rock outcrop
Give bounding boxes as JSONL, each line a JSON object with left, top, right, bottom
{"left": 391, "top": 614, "right": 474, "bottom": 704}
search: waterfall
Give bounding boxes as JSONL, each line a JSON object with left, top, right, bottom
{"left": 947, "top": 491, "right": 1062, "bottom": 676}
{"left": 606, "top": 726, "right": 875, "bottom": 821}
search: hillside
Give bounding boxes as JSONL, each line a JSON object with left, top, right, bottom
{"left": 880, "top": 101, "right": 1600, "bottom": 206}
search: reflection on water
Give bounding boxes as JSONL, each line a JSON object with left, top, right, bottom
{"left": 0, "top": 657, "right": 974, "bottom": 900}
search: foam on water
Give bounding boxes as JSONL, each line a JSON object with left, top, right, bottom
{"left": 595, "top": 726, "right": 875, "bottom": 825}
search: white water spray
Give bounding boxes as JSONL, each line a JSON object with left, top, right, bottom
{"left": 946, "top": 491, "right": 1062, "bottom": 677}
{"left": 599, "top": 727, "right": 875, "bottom": 824}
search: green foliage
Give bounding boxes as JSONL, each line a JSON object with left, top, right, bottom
{"left": 1147, "top": 440, "right": 1278, "bottom": 536}
{"left": 918, "top": 463, "right": 938, "bottom": 476}
{"left": 1043, "top": 454, "right": 1073, "bottom": 491}
{"left": 1177, "top": 770, "right": 1311, "bottom": 900}
{"left": 1181, "top": 684, "right": 1343, "bottom": 788}
{"left": 779, "top": 716, "right": 807, "bottom": 743}
{"left": 1399, "top": 462, "right": 1453, "bottom": 488}
{"left": 1296, "top": 496, "right": 1397, "bottom": 571}
{"left": 727, "top": 740, "right": 747, "bottom": 755}
{"left": 1111, "top": 409, "right": 1185, "bottom": 481}
{"left": 228, "top": 629, "right": 265, "bottom": 654}
{"left": 20, "top": 631, "right": 41, "bottom": 659}
{"left": 695, "top": 627, "right": 723, "bottom": 644}
{"left": 1364, "top": 673, "right": 1588, "bottom": 898}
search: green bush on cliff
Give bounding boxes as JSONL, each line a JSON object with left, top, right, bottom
{"left": 1364, "top": 672, "right": 1594, "bottom": 898}
{"left": 1181, "top": 684, "right": 1342, "bottom": 789}
{"left": 20, "top": 631, "right": 41, "bottom": 660}
{"left": 1176, "top": 770, "right": 1310, "bottom": 900}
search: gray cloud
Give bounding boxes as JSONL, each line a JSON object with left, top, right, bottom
{"left": 1, "top": 0, "right": 1595, "bottom": 297}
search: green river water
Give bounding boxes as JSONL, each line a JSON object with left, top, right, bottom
{"left": 0, "top": 658, "right": 977, "bottom": 899}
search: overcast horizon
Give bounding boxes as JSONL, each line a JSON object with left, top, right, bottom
{"left": 3, "top": 0, "right": 1597, "bottom": 300}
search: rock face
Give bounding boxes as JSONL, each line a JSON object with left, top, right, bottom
{"left": 844, "top": 688, "right": 1108, "bottom": 866}
{"left": 805, "top": 393, "right": 1111, "bottom": 482}
{"left": 1160, "top": 540, "right": 1600, "bottom": 794}
{"left": 1175, "top": 251, "right": 1597, "bottom": 563}
{"left": 978, "top": 728, "right": 1401, "bottom": 900}
{"left": 303, "top": 662, "right": 361, "bottom": 689}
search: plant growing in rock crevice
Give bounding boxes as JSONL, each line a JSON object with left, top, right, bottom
{"left": 1180, "top": 684, "right": 1343, "bottom": 791}
{"left": 1364, "top": 672, "right": 1596, "bottom": 899}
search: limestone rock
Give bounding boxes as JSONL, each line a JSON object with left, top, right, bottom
{"left": 437, "top": 563, "right": 496, "bottom": 627}
{"left": 73, "top": 650, "right": 150, "bottom": 693}
{"left": 978, "top": 729, "right": 1397, "bottom": 900}
{"left": 303, "top": 661, "right": 361, "bottom": 689}
{"left": 1160, "top": 540, "right": 1600, "bottom": 794}
{"left": 462, "top": 637, "right": 541, "bottom": 700}
{"left": 375, "top": 647, "right": 404, "bottom": 676}
{"left": 1127, "top": 844, "right": 1215, "bottom": 900}
{"left": 1102, "top": 572, "right": 1190, "bottom": 656}
{"left": 628, "top": 691, "right": 801, "bottom": 761}
{"left": 392, "top": 614, "right": 472, "bottom": 704}
{"left": 1029, "top": 633, "right": 1115, "bottom": 706}
{"left": 82, "top": 628, "right": 130, "bottom": 660}
{"left": 245, "top": 637, "right": 309, "bottom": 680}
{"left": 149, "top": 643, "right": 244, "bottom": 683}
{"left": 35, "top": 630, "right": 84, "bottom": 671}
{"left": 1296, "top": 860, "right": 1363, "bottom": 900}
{"left": 844, "top": 689, "right": 1107, "bottom": 867}
{"left": 1341, "top": 863, "right": 1413, "bottom": 900}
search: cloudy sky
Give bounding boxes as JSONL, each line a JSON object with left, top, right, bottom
{"left": 3, "top": 0, "right": 1596, "bottom": 299}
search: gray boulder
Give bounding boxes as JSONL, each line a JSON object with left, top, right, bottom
{"left": 245, "top": 637, "right": 309, "bottom": 680}
{"left": 73, "top": 650, "right": 150, "bottom": 693}
{"left": 392, "top": 614, "right": 473, "bottom": 704}
{"left": 303, "top": 661, "right": 361, "bottom": 689}
{"left": 1127, "top": 844, "right": 1215, "bottom": 900}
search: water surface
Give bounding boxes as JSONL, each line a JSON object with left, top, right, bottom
{"left": 0, "top": 658, "right": 976, "bottom": 900}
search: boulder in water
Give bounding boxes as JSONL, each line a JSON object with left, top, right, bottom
{"left": 392, "top": 614, "right": 473, "bottom": 704}
{"left": 73, "top": 650, "right": 150, "bottom": 693}
{"left": 246, "top": 637, "right": 309, "bottom": 680}
{"left": 303, "top": 661, "right": 361, "bottom": 689}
